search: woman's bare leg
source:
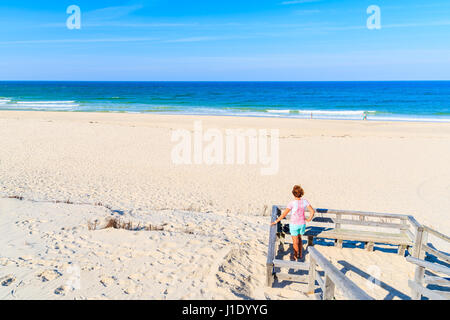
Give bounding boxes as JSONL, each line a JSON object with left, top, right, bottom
{"left": 292, "top": 236, "right": 299, "bottom": 259}
{"left": 298, "top": 235, "right": 303, "bottom": 259}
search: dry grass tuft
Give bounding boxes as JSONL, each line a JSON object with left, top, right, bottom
{"left": 87, "top": 220, "right": 99, "bottom": 231}
{"left": 145, "top": 224, "right": 165, "bottom": 231}
{"left": 8, "top": 195, "right": 24, "bottom": 200}
{"left": 88, "top": 217, "right": 165, "bottom": 232}
{"left": 55, "top": 199, "right": 74, "bottom": 204}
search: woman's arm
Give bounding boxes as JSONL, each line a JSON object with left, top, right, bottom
{"left": 271, "top": 208, "right": 291, "bottom": 225}
{"left": 306, "top": 205, "right": 315, "bottom": 222}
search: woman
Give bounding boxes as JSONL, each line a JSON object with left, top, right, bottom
{"left": 271, "top": 185, "right": 315, "bottom": 260}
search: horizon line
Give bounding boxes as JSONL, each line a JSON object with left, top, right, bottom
{"left": 1, "top": 79, "right": 450, "bottom": 82}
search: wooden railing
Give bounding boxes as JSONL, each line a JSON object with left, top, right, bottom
{"left": 307, "top": 247, "right": 373, "bottom": 300}
{"left": 266, "top": 205, "right": 279, "bottom": 286}
{"left": 267, "top": 205, "right": 374, "bottom": 299}
{"left": 407, "top": 256, "right": 450, "bottom": 300}
{"left": 275, "top": 205, "right": 420, "bottom": 255}
{"left": 407, "top": 225, "right": 450, "bottom": 300}
{"left": 267, "top": 204, "right": 450, "bottom": 300}
{"left": 414, "top": 225, "right": 450, "bottom": 260}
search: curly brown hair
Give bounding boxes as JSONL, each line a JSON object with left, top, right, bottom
{"left": 292, "top": 185, "right": 304, "bottom": 198}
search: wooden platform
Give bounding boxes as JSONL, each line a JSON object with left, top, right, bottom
{"left": 276, "top": 206, "right": 416, "bottom": 256}
{"left": 310, "top": 228, "right": 412, "bottom": 254}
{"left": 316, "top": 228, "right": 411, "bottom": 244}
{"left": 267, "top": 205, "right": 450, "bottom": 300}
{"left": 278, "top": 226, "right": 412, "bottom": 255}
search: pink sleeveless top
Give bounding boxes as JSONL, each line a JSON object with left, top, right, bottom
{"left": 287, "top": 199, "right": 309, "bottom": 225}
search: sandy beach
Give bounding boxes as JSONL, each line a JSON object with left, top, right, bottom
{"left": 1, "top": 111, "right": 449, "bottom": 300}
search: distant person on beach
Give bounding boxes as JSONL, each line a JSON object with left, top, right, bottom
{"left": 271, "top": 185, "right": 315, "bottom": 260}
{"left": 363, "top": 112, "right": 368, "bottom": 120}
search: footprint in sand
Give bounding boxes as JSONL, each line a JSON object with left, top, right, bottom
{"left": 187, "top": 239, "right": 203, "bottom": 246}
{"left": 123, "top": 286, "right": 136, "bottom": 295}
{"left": 1, "top": 275, "right": 16, "bottom": 286}
{"left": 100, "top": 277, "right": 115, "bottom": 287}
{"left": 54, "top": 285, "right": 67, "bottom": 295}
{"left": 160, "top": 242, "right": 178, "bottom": 249}
{"left": 0, "top": 258, "right": 14, "bottom": 267}
{"left": 127, "top": 273, "right": 142, "bottom": 282}
{"left": 38, "top": 269, "right": 62, "bottom": 282}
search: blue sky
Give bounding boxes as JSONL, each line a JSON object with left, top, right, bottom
{"left": 0, "top": 0, "right": 449, "bottom": 80}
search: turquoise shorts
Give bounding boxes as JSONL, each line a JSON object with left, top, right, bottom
{"left": 289, "top": 224, "right": 306, "bottom": 236}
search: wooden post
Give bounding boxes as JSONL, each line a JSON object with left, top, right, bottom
{"left": 335, "top": 213, "right": 342, "bottom": 230}
{"left": 307, "top": 259, "right": 317, "bottom": 294}
{"left": 334, "top": 213, "right": 342, "bottom": 247}
{"left": 266, "top": 205, "right": 279, "bottom": 287}
{"left": 323, "top": 274, "right": 335, "bottom": 300}
{"left": 401, "top": 218, "right": 407, "bottom": 235}
{"left": 412, "top": 265, "right": 425, "bottom": 300}
{"left": 412, "top": 226, "right": 424, "bottom": 258}
{"left": 398, "top": 245, "right": 407, "bottom": 256}
{"left": 419, "top": 231, "right": 428, "bottom": 260}
{"left": 266, "top": 263, "right": 274, "bottom": 287}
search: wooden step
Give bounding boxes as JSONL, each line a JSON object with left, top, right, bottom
{"left": 275, "top": 272, "right": 308, "bottom": 283}
{"left": 273, "top": 258, "right": 310, "bottom": 270}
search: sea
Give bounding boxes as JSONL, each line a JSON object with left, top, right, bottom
{"left": 1, "top": 81, "right": 449, "bottom": 122}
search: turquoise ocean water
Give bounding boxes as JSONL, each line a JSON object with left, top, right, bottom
{"left": 1, "top": 81, "right": 450, "bottom": 121}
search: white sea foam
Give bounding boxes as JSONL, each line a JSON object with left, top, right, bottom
{"left": 16, "top": 101, "right": 76, "bottom": 104}
{"left": 266, "top": 109, "right": 291, "bottom": 113}
{"left": 295, "top": 110, "right": 376, "bottom": 115}
{"left": 0, "top": 99, "right": 11, "bottom": 104}
{"left": 1, "top": 100, "right": 448, "bottom": 123}
{"left": 1, "top": 100, "right": 80, "bottom": 110}
{"left": 16, "top": 104, "right": 79, "bottom": 109}
{"left": 265, "top": 109, "right": 376, "bottom": 116}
